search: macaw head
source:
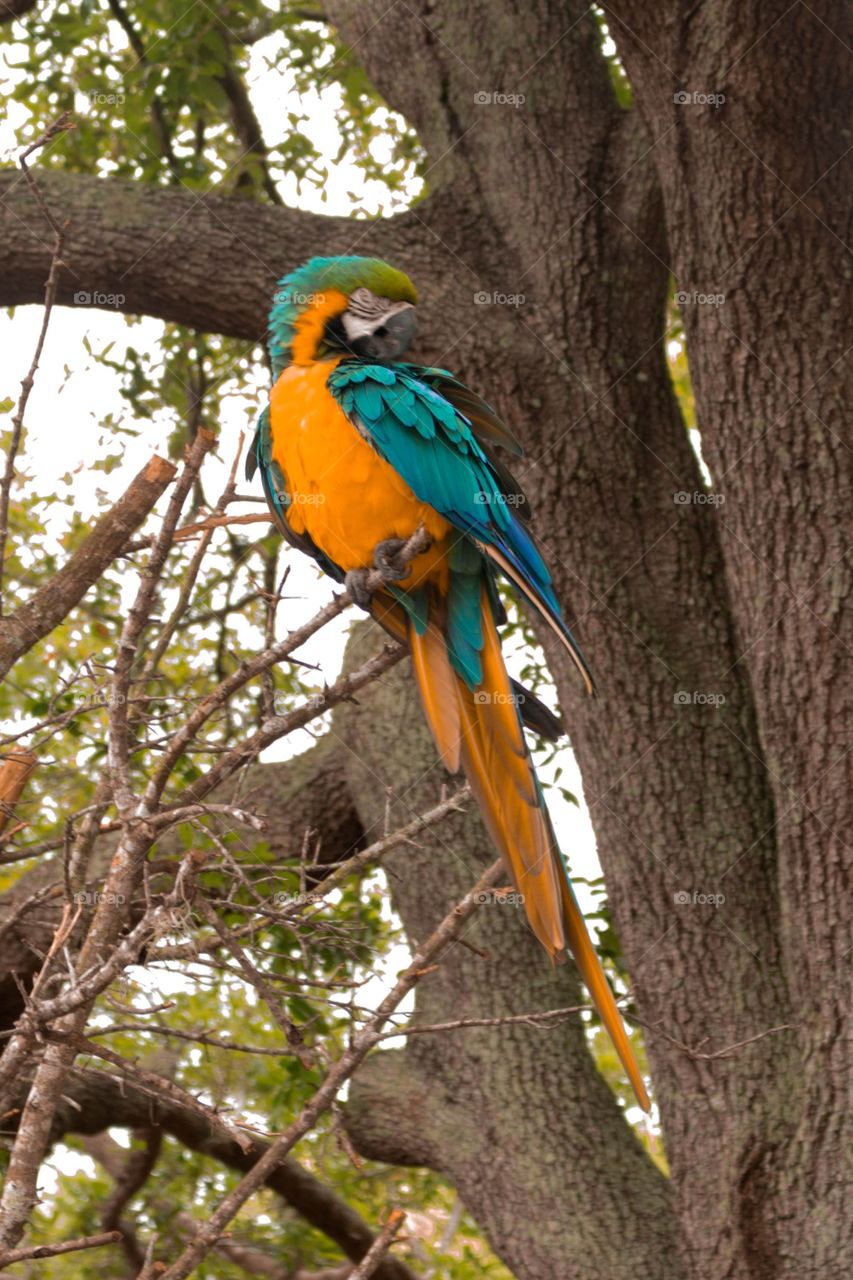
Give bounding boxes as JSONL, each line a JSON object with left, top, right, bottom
{"left": 268, "top": 255, "right": 418, "bottom": 375}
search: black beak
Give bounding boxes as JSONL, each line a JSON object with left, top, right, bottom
{"left": 356, "top": 304, "right": 417, "bottom": 362}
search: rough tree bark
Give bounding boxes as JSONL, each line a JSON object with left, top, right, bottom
{"left": 601, "top": 8, "right": 852, "bottom": 1273}
{"left": 0, "top": 2, "right": 849, "bottom": 1279}
{"left": 333, "top": 639, "right": 677, "bottom": 1279}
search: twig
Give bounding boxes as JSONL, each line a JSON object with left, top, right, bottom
{"left": 172, "top": 511, "right": 272, "bottom": 541}
{"left": 0, "top": 1229, "right": 121, "bottom": 1267}
{"left": 0, "top": 112, "right": 74, "bottom": 616}
{"left": 349, "top": 1209, "right": 407, "bottom": 1279}
{"left": 160, "top": 641, "right": 404, "bottom": 814}
{"left": 307, "top": 788, "right": 469, "bottom": 898}
{"left": 636, "top": 1019, "right": 795, "bottom": 1062}
{"left": 374, "top": 1001, "right": 594, "bottom": 1041}
{"left": 143, "top": 525, "right": 431, "bottom": 808}
{"left": 86, "top": 1023, "right": 302, "bottom": 1057}
{"left": 0, "top": 455, "right": 177, "bottom": 679}
{"left": 139, "top": 432, "right": 244, "bottom": 678}
{"left": 157, "top": 859, "right": 502, "bottom": 1280}
{"left": 152, "top": 787, "right": 468, "bottom": 965}
{"left": 194, "top": 896, "right": 314, "bottom": 1068}
{"left": 63, "top": 1033, "right": 255, "bottom": 1153}
{"left": 0, "top": 852, "right": 203, "bottom": 1249}
{"left": 148, "top": 802, "right": 268, "bottom": 832}
{"left": 108, "top": 428, "right": 215, "bottom": 816}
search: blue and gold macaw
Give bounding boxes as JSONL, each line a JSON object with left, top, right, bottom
{"left": 248, "top": 256, "right": 649, "bottom": 1110}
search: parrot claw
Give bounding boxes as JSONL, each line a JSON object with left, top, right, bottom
{"left": 372, "top": 537, "right": 410, "bottom": 582}
{"left": 346, "top": 539, "right": 413, "bottom": 609}
{"left": 345, "top": 568, "right": 373, "bottom": 610}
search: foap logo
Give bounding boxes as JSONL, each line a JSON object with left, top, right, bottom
{"left": 473, "top": 291, "right": 525, "bottom": 307}
{"left": 474, "top": 90, "right": 525, "bottom": 108}
{"left": 274, "top": 691, "right": 326, "bottom": 715}
{"left": 272, "top": 890, "right": 325, "bottom": 907}
{"left": 473, "top": 889, "right": 525, "bottom": 906}
{"left": 673, "top": 889, "right": 726, "bottom": 908}
{"left": 73, "top": 890, "right": 126, "bottom": 906}
{"left": 290, "top": 492, "right": 326, "bottom": 506}
{"left": 673, "top": 90, "right": 725, "bottom": 108}
{"left": 85, "top": 90, "right": 126, "bottom": 106}
{"left": 89, "top": 689, "right": 127, "bottom": 708}
{"left": 73, "top": 291, "right": 126, "bottom": 307}
{"left": 473, "top": 690, "right": 522, "bottom": 706}
{"left": 273, "top": 489, "right": 325, "bottom": 507}
{"left": 272, "top": 289, "right": 325, "bottom": 305}
{"left": 673, "top": 490, "right": 725, "bottom": 506}
{"left": 675, "top": 290, "right": 725, "bottom": 307}
{"left": 473, "top": 491, "right": 526, "bottom": 508}
{"left": 673, "top": 690, "right": 726, "bottom": 707}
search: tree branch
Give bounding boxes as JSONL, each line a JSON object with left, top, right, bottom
{"left": 158, "top": 860, "right": 503, "bottom": 1279}
{"left": 0, "top": 454, "right": 177, "bottom": 679}
{"left": 217, "top": 61, "right": 283, "bottom": 206}
{"left": 29, "top": 1068, "right": 419, "bottom": 1280}
{"left": 0, "top": 112, "right": 74, "bottom": 615}
{"left": 0, "top": 169, "right": 438, "bottom": 338}
{"left": 0, "top": 751, "right": 36, "bottom": 837}
{"left": 0, "top": 1230, "right": 122, "bottom": 1268}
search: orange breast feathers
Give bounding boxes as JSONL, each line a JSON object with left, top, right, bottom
{"left": 268, "top": 360, "right": 452, "bottom": 589}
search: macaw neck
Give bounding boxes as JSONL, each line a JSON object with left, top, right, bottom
{"left": 288, "top": 290, "right": 349, "bottom": 365}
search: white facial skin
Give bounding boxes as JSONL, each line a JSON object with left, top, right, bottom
{"left": 338, "top": 287, "right": 417, "bottom": 360}
{"left": 340, "top": 288, "right": 413, "bottom": 342}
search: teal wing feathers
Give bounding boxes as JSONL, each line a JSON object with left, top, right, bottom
{"left": 327, "top": 360, "right": 593, "bottom": 692}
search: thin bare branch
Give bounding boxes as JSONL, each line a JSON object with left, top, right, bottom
{"left": 108, "top": 429, "right": 215, "bottom": 817}
{"left": 0, "top": 455, "right": 177, "bottom": 679}
{"left": 349, "top": 1210, "right": 407, "bottom": 1280}
{"left": 374, "top": 1000, "right": 595, "bottom": 1042}
{"left": 0, "top": 112, "right": 74, "bottom": 616}
{"left": 157, "top": 859, "right": 502, "bottom": 1279}
{"left": 0, "top": 1229, "right": 122, "bottom": 1267}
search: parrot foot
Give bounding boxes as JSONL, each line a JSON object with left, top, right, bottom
{"left": 371, "top": 537, "right": 410, "bottom": 582}
{"left": 345, "top": 569, "right": 373, "bottom": 610}
{"left": 346, "top": 538, "right": 415, "bottom": 609}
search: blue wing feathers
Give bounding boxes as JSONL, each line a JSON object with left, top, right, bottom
{"left": 329, "top": 358, "right": 565, "bottom": 606}
{"left": 251, "top": 360, "right": 589, "bottom": 690}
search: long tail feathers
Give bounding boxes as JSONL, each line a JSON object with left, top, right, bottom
{"left": 556, "top": 866, "right": 650, "bottom": 1110}
{"left": 476, "top": 542, "right": 596, "bottom": 697}
{"left": 405, "top": 585, "right": 650, "bottom": 1112}
{"left": 410, "top": 619, "right": 462, "bottom": 774}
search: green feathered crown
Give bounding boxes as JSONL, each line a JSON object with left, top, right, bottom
{"left": 268, "top": 255, "right": 417, "bottom": 376}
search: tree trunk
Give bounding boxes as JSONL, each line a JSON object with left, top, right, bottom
{"left": 333, "top": 638, "right": 679, "bottom": 1279}
{"left": 602, "top": 4, "right": 852, "bottom": 1273}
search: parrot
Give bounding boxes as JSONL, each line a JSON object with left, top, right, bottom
{"left": 247, "top": 255, "right": 649, "bottom": 1111}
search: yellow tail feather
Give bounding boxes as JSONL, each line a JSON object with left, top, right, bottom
{"left": 403, "top": 586, "right": 649, "bottom": 1111}
{"left": 410, "top": 618, "right": 462, "bottom": 774}
{"left": 557, "top": 876, "right": 650, "bottom": 1111}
